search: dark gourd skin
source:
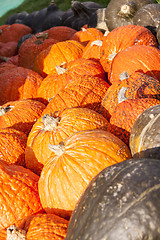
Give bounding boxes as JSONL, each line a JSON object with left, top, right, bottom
{"left": 65, "top": 158, "right": 160, "bottom": 240}
{"left": 61, "top": 1, "right": 103, "bottom": 31}
{"left": 130, "top": 104, "right": 160, "bottom": 159}
{"left": 5, "top": 11, "right": 29, "bottom": 25}
{"left": 133, "top": 3, "right": 160, "bottom": 42}
{"left": 31, "top": 8, "right": 48, "bottom": 33}
{"left": 105, "top": 0, "right": 154, "bottom": 31}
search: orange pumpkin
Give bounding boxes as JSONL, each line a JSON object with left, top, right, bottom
{"left": 0, "top": 41, "right": 17, "bottom": 60}
{"left": 18, "top": 33, "right": 58, "bottom": 69}
{"left": 109, "top": 45, "right": 160, "bottom": 84}
{"left": 5, "top": 213, "right": 69, "bottom": 240}
{"left": 109, "top": 98, "right": 160, "bottom": 145}
{"left": 25, "top": 107, "right": 110, "bottom": 175}
{"left": 100, "top": 71, "right": 160, "bottom": 119}
{"left": 0, "top": 160, "right": 43, "bottom": 229}
{"left": 38, "top": 129, "right": 131, "bottom": 219}
{"left": 0, "top": 23, "right": 32, "bottom": 43}
{"left": 0, "top": 99, "right": 46, "bottom": 135}
{"left": 0, "top": 66, "right": 43, "bottom": 105}
{"left": 32, "top": 40, "right": 84, "bottom": 77}
{"left": 0, "top": 127, "right": 27, "bottom": 166}
{"left": 42, "top": 75, "right": 110, "bottom": 117}
{"left": 100, "top": 24, "right": 159, "bottom": 74}
{"left": 82, "top": 39, "right": 103, "bottom": 60}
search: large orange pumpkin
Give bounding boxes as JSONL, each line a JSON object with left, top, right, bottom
{"left": 25, "top": 107, "right": 110, "bottom": 175}
{"left": 0, "top": 99, "right": 46, "bottom": 135}
{"left": 38, "top": 129, "right": 131, "bottom": 219}
{"left": 0, "top": 160, "right": 43, "bottom": 230}
{"left": 42, "top": 75, "right": 109, "bottom": 117}
{"left": 100, "top": 24, "right": 159, "bottom": 74}
{"left": 109, "top": 45, "right": 160, "bottom": 84}
{"left": 32, "top": 40, "right": 84, "bottom": 77}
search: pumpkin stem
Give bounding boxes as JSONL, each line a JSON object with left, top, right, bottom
{"left": 55, "top": 65, "right": 67, "bottom": 75}
{"left": 7, "top": 225, "right": 26, "bottom": 240}
{"left": 36, "top": 32, "right": 48, "bottom": 41}
{"left": 0, "top": 56, "right": 10, "bottom": 62}
{"left": 91, "top": 40, "right": 103, "bottom": 47}
{"left": 48, "top": 141, "right": 65, "bottom": 156}
{"left": 42, "top": 114, "right": 60, "bottom": 131}
{"left": 118, "top": 87, "right": 128, "bottom": 103}
{"left": 118, "top": 2, "right": 137, "bottom": 18}
{"left": 0, "top": 105, "right": 14, "bottom": 116}
{"left": 119, "top": 71, "right": 130, "bottom": 81}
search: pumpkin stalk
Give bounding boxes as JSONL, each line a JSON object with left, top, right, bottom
{"left": 7, "top": 225, "right": 26, "bottom": 240}
{"left": 48, "top": 142, "right": 65, "bottom": 156}
{"left": 36, "top": 32, "right": 48, "bottom": 41}
{"left": 119, "top": 71, "right": 130, "bottom": 81}
{"left": 0, "top": 105, "right": 14, "bottom": 116}
{"left": 118, "top": 2, "right": 137, "bottom": 18}
{"left": 42, "top": 114, "right": 60, "bottom": 131}
{"left": 55, "top": 65, "right": 67, "bottom": 75}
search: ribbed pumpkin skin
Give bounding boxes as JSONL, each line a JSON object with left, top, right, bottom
{"left": 130, "top": 104, "right": 160, "bottom": 159}
{"left": 18, "top": 35, "right": 58, "bottom": 69}
{"left": 0, "top": 160, "right": 43, "bottom": 230}
{"left": 32, "top": 40, "right": 84, "bottom": 77}
{"left": 65, "top": 158, "right": 160, "bottom": 240}
{"left": 37, "top": 59, "right": 107, "bottom": 104}
{"left": 0, "top": 67, "right": 43, "bottom": 105}
{"left": 82, "top": 39, "right": 103, "bottom": 60}
{"left": 109, "top": 45, "right": 160, "bottom": 84}
{"left": 109, "top": 98, "right": 160, "bottom": 145}
{"left": 0, "top": 99, "right": 45, "bottom": 135}
{"left": 100, "top": 24, "right": 158, "bottom": 74}
{"left": 25, "top": 107, "right": 110, "bottom": 175}
{"left": 42, "top": 75, "right": 110, "bottom": 117}
{"left": 70, "top": 27, "right": 104, "bottom": 46}
{"left": 0, "top": 23, "right": 32, "bottom": 43}
{"left": 38, "top": 129, "right": 131, "bottom": 219}
{"left": 101, "top": 72, "right": 160, "bottom": 119}
{"left": 0, "top": 128, "right": 27, "bottom": 166}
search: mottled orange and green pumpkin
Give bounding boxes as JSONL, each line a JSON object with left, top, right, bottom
{"left": 38, "top": 129, "right": 131, "bottom": 219}
{"left": 25, "top": 107, "right": 110, "bottom": 175}
{"left": 100, "top": 71, "right": 160, "bottom": 119}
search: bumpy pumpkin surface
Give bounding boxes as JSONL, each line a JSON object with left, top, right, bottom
{"left": 32, "top": 40, "right": 84, "bottom": 77}
{"left": 25, "top": 107, "right": 110, "bottom": 175}
{"left": 130, "top": 104, "right": 160, "bottom": 159}
{"left": 65, "top": 158, "right": 160, "bottom": 240}
{"left": 0, "top": 99, "right": 46, "bottom": 135}
{"left": 101, "top": 71, "right": 160, "bottom": 119}
{"left": 5, "top": 213, "right": 69, "bottom": 240}
{"left": 0, "top": 160, "right": 42, "bottom": 229}
{"left": 109, "top": 98, "right": 160, "bottom": 145}
{"left": 38, "top": 129, "right": 131, "bottom": 219}
{"left": 100, "top": 24, "right": 158, "bottom": 74}
{"left": 0, "top": 66, "right": 43, "bottom": 105}
{"left": 18, "top": 33, "right": 58, "bottom": 69}
{"left": 42, "top": 75, "right": 109, "bottom": 117}
{"left": 109, "top": 45, "right": 160, "bottom": 84}
{"left": 0, "top": 127, "right": 27, "bottom": 166}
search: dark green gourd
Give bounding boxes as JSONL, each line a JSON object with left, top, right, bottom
{"left": 65, "top": 158, "right": 160, "bottom": 240}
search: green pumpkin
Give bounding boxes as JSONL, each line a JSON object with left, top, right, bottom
{"left": 65, "top": 158, "right": 160, "bottom": 240}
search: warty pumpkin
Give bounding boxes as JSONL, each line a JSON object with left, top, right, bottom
{"left": 130, "top": 104, "right": 160, "bottom": 159}
{"left": 41, "top": 74, "right": 110, "bottom": 117}
{"left": 65, "top": 158, "right": 160, "bottom": 240}
{"left": 0, "top": 127, "right": 27, "bottom": 166}
{"left": 25, "top": 107, "right": 110, "bottom": 175}
{"left": 5, "top": 213, "right": 69, "bottom": 240}
{"left": 0, "top": 99, "right": 46, "bottom": 135}
{"left": 0, "top": 23, "right": 32, "bottom": 43}
{"left": 100, "top": 24, "right": 158, "bottom": 74}
{"left": 38, "top": 129, "right": 131, "bottom": 219}
{"left": 109, "top": 98, "right": 160, "bottom": 145}
{"left": 100, "top": 71, "right": 160, "bottom": 119}
{"left": 109, "top": 45, "right": 160, "bottom": 84}
{"left": 32, "top": 40, "right": 84, "bottom": 77}
{"left": 18, "top": 33, "right": 58, "bottom": 69}
{"left": 0, "top": 66, "right": 43, "bottom": 105}
{"left": 0, "top": 160, "right": 43, "bottom": 230}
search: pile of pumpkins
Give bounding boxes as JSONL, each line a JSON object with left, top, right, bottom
{"left": 0, "top": 0, "right": 160, "bottom": 239}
